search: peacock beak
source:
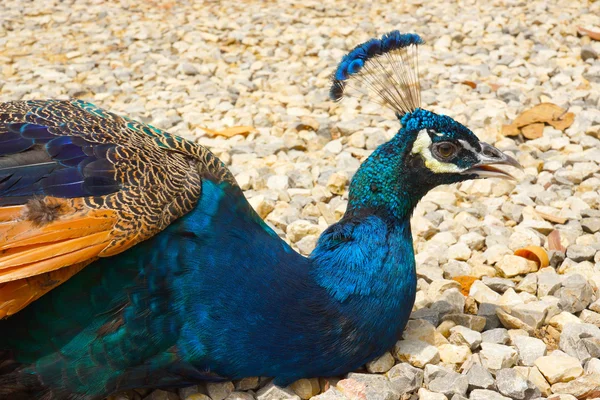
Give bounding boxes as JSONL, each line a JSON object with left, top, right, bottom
{"left": 461, "top": 142, "right": 523, "bottom": 180}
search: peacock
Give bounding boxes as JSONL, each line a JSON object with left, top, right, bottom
{"left": 0, "top": 31, "right": 520, "bottom": 400}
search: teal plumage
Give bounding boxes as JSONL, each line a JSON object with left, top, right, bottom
{"left": 0, "top": 31, "right": 521, "bottom": 399}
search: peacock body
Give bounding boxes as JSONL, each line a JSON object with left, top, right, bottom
{"left": 0, "top": 32, "right": 520, "bottom": 400}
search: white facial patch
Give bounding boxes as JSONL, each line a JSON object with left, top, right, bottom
{"left": 411, "top": 129, "right": 463, "bottom": 173}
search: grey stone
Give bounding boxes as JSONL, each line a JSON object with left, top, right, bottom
{"left": 235, "top": 377, "right": 261, "bottom": 391}
{"left": 509, "top": 302, "right": 549, "bottom": 329}
{"left": 424, "top": 364, "right": 450, "bottom": 385}
{"left": 387, "top": 363, "right": 423, "bottom": 394}
{"left": 465, "top": 363, "right": 495, "bottom": 390}
{"left": 495, "top": 368, "right": 541, "bottom": 400}
{"left": 442, "top": 314, "right": 487, "bottom": 332}
{"left": 344, "top": 373, "right": 399, "bottom": 400}
{"left": 481, "top": 328, "right": 510, "bottom": 345}
{"left": 482, "top": 277, "right": 515, "bottom": 293}
{"left": 393, "top": 339, "right": 440, "bottom": 368}
{"left": 410, "top": 308, "right": 440, "bottom": 327}
{"left": 557, "top": 273, "right": 594, "bottom": 312}
{"left": 581, "top": 44, "right": 599, "bottom": 61}
{"left": 560, "top": 323, "right": 600, "bottom": 363}
{"left": 549, "top": 250, "right": 566, "bottom": 268}
{"left": 477, "top": 303, "right": 501, "bottom": 330}
{"left": 536, "top": 270, "right": 563, "bottom": 297}
{"left": 516, "top": 274, "right": 538, "bottom": 295}
{"left": 479, "top": 342, "right": 518, "bottom": 370}
{"left": 469, "top": 389, "right": 511, "bottom": 400}
{"left": 459, "top": 232, "right": 485, "bottom": 250}
{"left": 580, "top": 309, "right": 600, "bottom": 326}
{"left": 449, "top": 325, "right": 482, "bottom": 350}
{"left": 310, "top": 388, "right": 347, "bottom": 400}
{"left": 582, "top": 217, "right": 600, "bottom": 233}
{"left": 513, "top": 336, "right": 547, "bottom": 366}
{"left": 256, "top": 383, "right": 300, "bottom": 400}
{"left": 427, "top": 370, "right": 469, "bottom": 397}
{"left": 566, "top": 244, "right": 595, "bottom": 262}
{"left": 207, "top": 382, "right": 235, "bottom": 400}
{"left": 431, "top": 288, "right": 465, "bottom": 316}
{"left": 180, "top": 62, "right": 199, "bottom": 76}
{"left": 366, "top": 352, "right": 395, "bottom": 373}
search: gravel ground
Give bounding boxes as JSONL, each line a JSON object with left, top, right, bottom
{"left": 2, "top": 0, "right": 600, "bottom": 399}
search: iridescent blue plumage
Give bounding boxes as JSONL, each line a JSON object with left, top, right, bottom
{"left": 0, "top": 31, "right": 521, "bottom": 400}
{"left": 330, "top": 31, "right": 424, "bottom": 116}
{"left": 332, "top": 31, "right": 423, "bottom": 82}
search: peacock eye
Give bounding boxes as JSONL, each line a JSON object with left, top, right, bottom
{"left": 432, "top": 142, "right": 457, "bottom": 160}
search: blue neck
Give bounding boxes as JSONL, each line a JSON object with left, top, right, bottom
{"left": 309, "top": 123, "right": 420, "bottom": 325}
{"left": 345, "top": 126, "right": 424, "bottom": 220}
{"left": 310, "top": 209, "right": 416, "bottom": 305}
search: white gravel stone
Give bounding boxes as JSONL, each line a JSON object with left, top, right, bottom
{"left": 387, "top": 362, "right": 423, "bottom": 394}
{"left": 207, "top": 382, "right": 235, "bottom": 400}
{"left": 427, "top": 369, "right": 468, "bottom": 397}
{"left": 469, "top": 281, "right": 501, "bottom": 304}
{"left": 438, "top": 344, "right": 471, "bottom": 365}
{"left": 465, "top": 363, "right": 496, "bottom": 391}
{"left": 448, "top": 326, "right": 482, "bottom": 350}
{"left": 393, "top": 339, "right": 440, "bottom": 368}
{"left": 497, "top": 255, "right": 537, "bottom": 278}
{"left": 559, "top": 323, "right": 600, "bottom": 363}
{"left": 479, "top": 343, "right": 519, "bottom": 370}
{"left": 495, "top": 368, "right": 541, "bottom": 400}
{"left": 256, "top": 383, "right": 300, "bottom": 400}
{"left": 512, "top": 336, "right": 547, "bottom": 366}
{"left": 534, "top": 352, "right": 583, "bottom": 384}
{"left": 447, "top": 243, "right": 472, "bottom": 261}
{"left": 417, "top": 388, "right": 448, "bottom": 400}
{"left": 365, "top": 352, "right": 395, "bottom": 374}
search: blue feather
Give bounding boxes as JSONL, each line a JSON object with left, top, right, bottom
{"left": 10, "top": 123, "right": 56, "bottom": 142}
{"left": 332, "top": 31, "right": 423, "bottom": 83}
{"left": 42, "top": 168, "right": 86, "bottom": 198}
{"left": 329, "top": 31, "right": 424, "bottom": 115}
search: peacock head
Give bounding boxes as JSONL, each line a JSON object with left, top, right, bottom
{"left": 331, "top": 31, "right": 521, "bottom": 217}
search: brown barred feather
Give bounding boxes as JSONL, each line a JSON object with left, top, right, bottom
{"left": 0, "top": 99, "right": 237, "bottom": 317}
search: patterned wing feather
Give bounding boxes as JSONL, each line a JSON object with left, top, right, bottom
{"left": 0, "top": 99, "right": 235, "bottom": 317}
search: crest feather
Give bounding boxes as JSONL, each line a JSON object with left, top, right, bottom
{"left": 330, "top": 31, "right": 423, "bottom": 116}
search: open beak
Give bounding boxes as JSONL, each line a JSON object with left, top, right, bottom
{"left": 461, "top": 142, "right": 523, "bottom": 181}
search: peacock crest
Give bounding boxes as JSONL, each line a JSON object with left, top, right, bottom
{"left": 330, "top": 31, "right": 423, "bottom": 117}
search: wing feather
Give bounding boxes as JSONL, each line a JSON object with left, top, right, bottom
{"left": 0, "top": 99, "right": 236, "bottom": 317}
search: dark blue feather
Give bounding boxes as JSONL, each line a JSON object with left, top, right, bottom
{"left": 83, "top": 176, "right": 120, "bottom": 196}
{"left": 0, "top": 137, "right": 34, "bottom": 156}
{"left": 332, "top": 31, "right": 423, "bottom": 83}
{"left": 59, "top": 155, "right": 89, "bottom": 167}
{"left": 82, "top": 159, "right": 115, "bottom": 179}
{"left": 9, "top": 123, "right": 56, "bottom": 142}
{"left": 41, "top": 168, "right": 86, "bottom": 198}
{"left": 0, "top": 163, "right": 59, "bottom": 196}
